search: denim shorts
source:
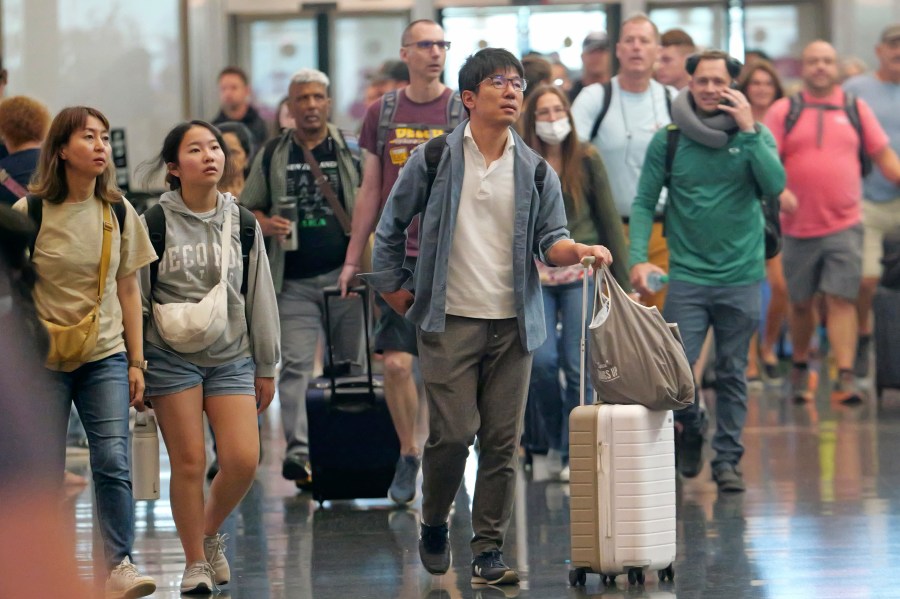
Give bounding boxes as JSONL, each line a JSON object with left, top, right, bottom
{"left": 144, "top": 343, "right": 256, "bottom": 398}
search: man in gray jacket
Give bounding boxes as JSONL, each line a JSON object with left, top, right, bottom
{"left": 242, "top": 68, "right": 364, "bottom": 490}
{"left": 366, "top": 48, "right": 612, "bottom": 586}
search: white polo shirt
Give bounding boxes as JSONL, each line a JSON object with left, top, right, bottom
{"left": 445, "top": 123, "right": 517, "bottom": 319}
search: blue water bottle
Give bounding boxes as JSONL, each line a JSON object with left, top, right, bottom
{"left": 647, "top": 272, "right": 669, "bottom": 293}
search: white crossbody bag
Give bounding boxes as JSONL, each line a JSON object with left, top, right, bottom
{"left": 152, "top": 206, "right": 232, "bottom": 354}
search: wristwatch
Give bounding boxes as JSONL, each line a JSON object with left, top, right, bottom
{"left": 128, "top": 359, "right": 148, "bottom": 372}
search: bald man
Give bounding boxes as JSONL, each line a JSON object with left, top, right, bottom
{"left": 764, "top": 41, "right": 900, "bottom": 404}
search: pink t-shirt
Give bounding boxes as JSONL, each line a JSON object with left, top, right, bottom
{"left": 359, "top": 88, "right": 460, "bottom": 256}
{"left": 765, "top": 88, "right": 888, "bottom": 238}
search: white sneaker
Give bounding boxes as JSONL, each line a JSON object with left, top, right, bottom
{"left": 105, "top": 557, "right": 156, "bottom": 598}
{"left": 204, "top": 532, "right": 231, "bottom": 585}
{"left": 559, "top": 465, "right": 570, "bottom": 482}
{"left": 180, "top": 560, "right": 215, "bottom": 594}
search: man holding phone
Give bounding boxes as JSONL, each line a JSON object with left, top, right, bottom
{"left": 630, "top": 50, "right": 785, "bottom": 493}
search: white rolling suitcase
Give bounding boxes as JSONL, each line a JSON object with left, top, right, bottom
{"left": 568, "top": 258, "right": 677, "bottom": 587}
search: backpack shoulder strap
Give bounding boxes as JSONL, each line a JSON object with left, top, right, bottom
{"left": 261, "top": 135, "right": 282, "bottom": 201}
{"left": 144, "top": 203, "right": 166, "bottom": 289}
{"left": 783, "top": 92, "right": 805, "bottom": 137}
{"left": 237, "top": 205, "right": 257, "bottom": 295}
{"left": 424, "top": 134, "right": 449, "bottom": 200}
{"left": 843, "top": 91, "right": 872, "bottom": 177}
{"left": 664, "top": 85, "right": 673, "bottom": 118}
{"left": 111, "top": 201, "right": 126, "bottom": 235}
{"left": 535, "top": 160, "right": 548, "bottom": 195}
{"left": 26, "top": 194, "right": 42, "bottom": 256}
{"left": 589, "top": 81, "right": 614, "bottom": 142}
{"left": 446, "top": 91, "right": 464, "bottom": 129}
{"left": 664, "top": 125, "right": 681, "bottom": 188}
{"left": 375, "top": 90, "right": 399, "bottom": 158}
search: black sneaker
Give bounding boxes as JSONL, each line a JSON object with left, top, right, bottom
{"left": 674, "top": 411, "right": 707, "bottom": 479}
{"left": 713, "top": 464, "right": 746, "bottom": 493}
{"left": 419, "top": 522, "right": 451, "bottom": 575}
{"left": 282, "top": 455, "right": 313, "bottom": 491}
{"left": 471, "top": 549, "right": 519, "bottom": 585}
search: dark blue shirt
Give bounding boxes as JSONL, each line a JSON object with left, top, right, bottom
{"left": 0, "top": 148, "right": 39, "bottom": 207}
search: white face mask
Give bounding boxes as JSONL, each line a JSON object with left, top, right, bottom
{"left": 535, "top": 117, "right": 572, "bottom": 145}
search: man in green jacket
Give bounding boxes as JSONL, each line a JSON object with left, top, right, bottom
{"left": 629, "top": 50, "right": 786, "bottom": 493}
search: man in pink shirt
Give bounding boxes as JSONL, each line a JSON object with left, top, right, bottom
{"left": 765, "top": 40, "right": 900, "bottom": 403}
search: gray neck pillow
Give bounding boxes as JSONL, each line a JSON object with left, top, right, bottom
{"left": 670, "top": 87, "right": 738, "bottom": 149}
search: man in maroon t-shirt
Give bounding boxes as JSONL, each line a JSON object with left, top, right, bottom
{"left": 339, "top": 19, "right": 465, "bottom": 506}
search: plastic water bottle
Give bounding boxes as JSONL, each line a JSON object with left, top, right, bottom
{"left": 647, "top": 272, "right": 669, "bottom": 293}
{"left": 132, "top": 411, "right": 160, "bottom": 500}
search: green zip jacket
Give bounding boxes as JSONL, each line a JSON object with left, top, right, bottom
{"left": 629, "top": 125, "right": 785, "bottom": 286}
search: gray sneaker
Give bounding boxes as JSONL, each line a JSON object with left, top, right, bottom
{"left": 713, "top": 464, "right": 746, "bottom": 493}
{"left": 833, "top": 370, "right": 863, "bottom": 405}
{"left": 180, "top": 561, "right": 215, "bottom": 594}
{"left": 203, "top": 533, "right": 230, "bottom": 585}
{"left": 389, "top": 454, "right": 421, "bottom": 505}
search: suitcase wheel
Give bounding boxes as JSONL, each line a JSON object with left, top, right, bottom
{"left": 568, "top": 568, "right": 587, "bottom": 586}
{"left": 602, "top": 574, "right": 616, "bottom": 586}
{"left": 658, "top": 563, "right": 675, "bottom": 582}
{"left": 627, "top": 567, "right": 645, "bottom": 585}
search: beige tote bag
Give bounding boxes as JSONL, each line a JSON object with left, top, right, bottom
{"left": 587, "top": 265, "right": 694, "bottom": 410}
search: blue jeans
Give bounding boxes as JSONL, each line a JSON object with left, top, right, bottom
{"left": 663, "top": 280, "right": 761, "bottom": 471}
{"left": 52, "top": 352, "right": 135, "bottom": 570}
{"left": 527, "top": 279, "right": 593, "bottom": 461}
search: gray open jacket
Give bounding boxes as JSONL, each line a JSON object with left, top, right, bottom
{"left": 240, "top": 124, "right": 360, "bottom": 293}
{"left": 364, "top": 121, "right": 571, "bottom": 353}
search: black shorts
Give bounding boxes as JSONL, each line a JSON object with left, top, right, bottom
{"left": 373, "top": 257, "right": 418, "bottom": 356}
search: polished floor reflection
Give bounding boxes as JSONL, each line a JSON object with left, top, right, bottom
{"left": 65, "top": 375, "right": 900, "bottom": 598}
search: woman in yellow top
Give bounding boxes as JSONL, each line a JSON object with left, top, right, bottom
{"left": 14, "top": 106, "right": 157, "bottom": 598}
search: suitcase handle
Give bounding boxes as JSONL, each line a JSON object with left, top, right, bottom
{"left": 580, "top": 257, "right": 595, "bottom": 407}
{"left": 321, "top": 285, "right": 376, "bottom": 400}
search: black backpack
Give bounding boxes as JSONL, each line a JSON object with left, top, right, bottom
{"left": 881, "top": 226, "right": 900, "bottom": 290}
{"left": 26, "top": 194, "right": 126, "bottom": 256}
{"left": 782, "top": 91, "right": 871, "bottom": 177}
{"left": 143, "top": 203, "right": 258, "bottom": 295}
{"left": 589, "top": 81, "right": 673, "bottom": 142}
{"left": 662, "top": 125, "right": 782, "bottom": 260}
{"left": 420, "top": 134, "right": 547, "bottom": 200}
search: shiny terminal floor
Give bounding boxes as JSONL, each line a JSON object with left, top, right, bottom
{"left": 65, "top": 369, "right": 900, "bottom": 599}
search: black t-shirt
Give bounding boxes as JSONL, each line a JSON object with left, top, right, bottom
{"left": 0, "top": 148, "right": 39, "bottom": 207}
{"left": 282, "top": 136, "right": 349, "bottom": 280}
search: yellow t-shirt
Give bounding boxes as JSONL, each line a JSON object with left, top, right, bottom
{"left": 13, "top": 196, "right": 157, "bottom": 371}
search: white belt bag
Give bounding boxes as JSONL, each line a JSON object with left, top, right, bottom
{"left": 153, "top": 207, "right": 232, "bottom": 354}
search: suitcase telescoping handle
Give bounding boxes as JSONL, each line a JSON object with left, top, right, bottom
{"left": 580, "top": 256, "right": 595, "bottom": 407}
{"left": 322, "top": 285, "right": 377, "bottom": 402}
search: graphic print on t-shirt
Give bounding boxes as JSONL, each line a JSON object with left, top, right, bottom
{"left": 282, "top": 137, "right": 348, "bottom": 279}
{"left": 387, "top": 126, "right": 447, "bottom": 166}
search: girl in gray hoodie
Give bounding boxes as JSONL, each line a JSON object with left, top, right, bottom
{"left": 138, "top": 120, "right": 280, "bottom": 594}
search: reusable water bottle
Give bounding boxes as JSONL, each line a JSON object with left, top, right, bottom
{"left": 132, "top": 411, "right": 160, "bottom": 500}
{"left": 646, "top": 272, "right": 669, "bottom": 293}
{"left": 278, "top": 196, "right": 299, "bottom": 251}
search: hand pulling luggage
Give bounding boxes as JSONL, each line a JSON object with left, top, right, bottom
{"left": 306, "top": 286, "right": 400, "bottom": 504}
{"left": 568, "top": 257, "right": 677, "bottom": 587}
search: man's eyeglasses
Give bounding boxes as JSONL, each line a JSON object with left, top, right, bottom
{"left": 404, "top": 40, "right": 452, "bottom": 51}
{"left": 480, "top": 74, "right": 527, "bottom": 93}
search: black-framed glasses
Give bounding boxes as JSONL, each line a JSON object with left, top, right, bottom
{"left": 404, "top": 40, "right": 452, "bottom": 51}
{"left": 480, "top": 74, "right": 527, "bottom": 93}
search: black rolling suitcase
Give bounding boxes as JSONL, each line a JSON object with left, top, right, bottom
{"left": 306, "top": 287, "right": 400, "bottom": 504}
{"left": 875, "top": 227, "right": 900, "bottom": 400}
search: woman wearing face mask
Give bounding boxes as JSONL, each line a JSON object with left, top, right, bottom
{"left": 520, "top": 85, "right": 629, "bottom": 480}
